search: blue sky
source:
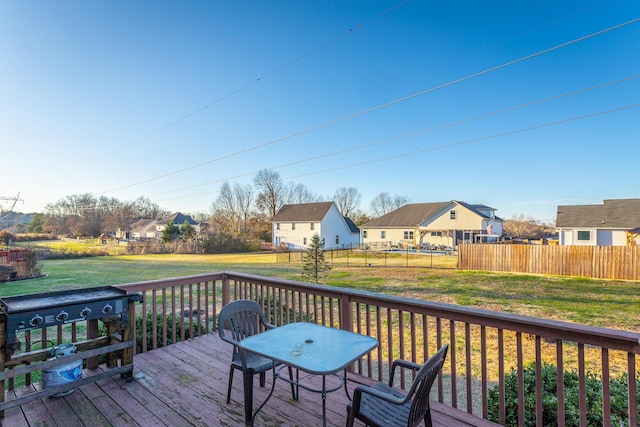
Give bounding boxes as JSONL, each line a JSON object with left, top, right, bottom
{"left": 1, "top": 1, "right": 639, "bottom": 223}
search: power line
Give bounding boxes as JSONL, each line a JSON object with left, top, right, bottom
{"left": 284, "top": 104, "right": 640, "bottom": 180}
{"left": 99, "top": 16, "right": 640, "bottom": 196}
{"left": 103, "top": 0, "right": 412, "bottom": 159}
{"left": 147, "top": 75, "right": 639, "bottom": 197}
{"left": 153, "top": 103, "right": 639, "bottom": 204}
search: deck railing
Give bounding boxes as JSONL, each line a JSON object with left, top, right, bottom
{"left": 114, "top": 271, "right": 640, "bottom": 426}
{"left": 5, "top": 272, "right": 638, "bottom": 426}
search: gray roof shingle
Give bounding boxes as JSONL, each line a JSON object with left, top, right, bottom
{"left": 272, "top": 202, "right": 335, "bottom": 222}
{"left": 556, "top": 199, "right": 640, "bottom": 228}
{"left": 362, "top": 202, "right": 450, "bottom": 227}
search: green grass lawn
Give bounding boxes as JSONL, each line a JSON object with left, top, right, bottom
{"left": 2, "top": 253, "right": 639, "bottom": 332}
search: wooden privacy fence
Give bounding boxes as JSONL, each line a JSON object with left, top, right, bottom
{"left": 458, "top": 244, "right": 640, "bottom": 280}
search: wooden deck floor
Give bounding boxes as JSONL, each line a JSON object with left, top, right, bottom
{"left": 2, "top": 334, "right": 497, "bottom": 427}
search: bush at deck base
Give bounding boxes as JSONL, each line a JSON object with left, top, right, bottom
{"left": 488, "top": 362, "right": 640, "bottom": 426}
{"left": 135, "top": 312, "right": 206, "bottom": 353}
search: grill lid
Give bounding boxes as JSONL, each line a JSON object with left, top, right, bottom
{"left": 0, "top": 286, "right": 129, "bottom": 314}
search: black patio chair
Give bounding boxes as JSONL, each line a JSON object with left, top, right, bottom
{"left": 346, "top": 343, "right": 449, "bottom": 427}
{"left": 217, "top": 300, "right": 296, "bottom": 410}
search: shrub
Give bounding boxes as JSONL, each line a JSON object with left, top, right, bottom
{"left": 488, "top": 362, "right": 640, "bottom": 426}
{"left": 259, "top": 295, "right": 313, "bottom": 324}
{"left": 134, "top": 312, "right": 206, "bottom": 353}
{"left": 202, "top": 232, "right": 257, "bottom": 253}
{"left": 0, "top": 229, "right": 16, "bottom": 245}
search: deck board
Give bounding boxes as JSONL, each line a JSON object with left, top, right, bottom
{"left": 1, "top": 333, "right": 498, "bottom": 427}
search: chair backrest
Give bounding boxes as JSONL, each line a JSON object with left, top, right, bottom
{"left": 217, "top": 300, "right": 271, "bottom": 348}
{"left": 406, "top": 344, "right": 449, "bottom": 427}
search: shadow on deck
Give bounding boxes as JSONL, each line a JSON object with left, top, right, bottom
{"left": 3, "top": 334, "right": 497, "bottom": 426}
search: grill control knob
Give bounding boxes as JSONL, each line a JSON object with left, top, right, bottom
{"left": 56, "top": 311, "right": 69, "bottom": 322}
{"left": 80, "top": 307, "right": 92, "bottom": 318}
{"left": 29, "top": 315, "right": 44, "bottom": 327}
{"left": 102, "top": 304, "right": 113, "bottom": 314}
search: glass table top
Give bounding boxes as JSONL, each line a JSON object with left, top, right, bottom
{"left": 239, "top": 322, "right": 378, "bottom": 375}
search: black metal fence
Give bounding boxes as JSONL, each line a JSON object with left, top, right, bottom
{"left": 275, "top": 246, "right": 457, "bottom": 269}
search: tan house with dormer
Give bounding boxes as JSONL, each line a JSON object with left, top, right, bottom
{"left": 360, "top": 201, "right": 503, "bottom": 250}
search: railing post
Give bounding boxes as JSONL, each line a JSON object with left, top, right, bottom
{"left": 339, "top": 293, "right": 352, "bottom": 332}
{"left": 221, "top": 274, "right": 231, "bottom": 307}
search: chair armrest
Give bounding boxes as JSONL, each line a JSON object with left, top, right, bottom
{"left": 352, "top": 383, "right": 408, "bottom": 409}
{"left": 389, "top": 358, "right": 422, "bottom": 385}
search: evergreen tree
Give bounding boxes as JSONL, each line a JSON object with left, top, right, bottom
{"left": 302, "top": 234, "right": 331, "bottom": 284}
{"left": 161, "top": 222, "right": 181, "bottom": 243}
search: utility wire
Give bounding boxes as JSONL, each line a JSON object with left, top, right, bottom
{"left": 284, "top": 104, "right": 640, "bottom": 180}
{"left": 147, "top": 75, "right": 639, "bottom": 197}
{"left": 99, "top": 16, "right": 640, "bottom": 195}
{"left": 154, "top": 103, "right": 639, "bottom": 203}
{"left": 103, "top": 0, "right": 411, "bottom": 159}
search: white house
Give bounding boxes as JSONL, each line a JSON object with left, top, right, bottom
{"left": 360, "top": 201, "right": 503, "bottom": 249}
{"left": 271, "top": 202, "right": 360, "bottom": 250}
{"left": 556, "top": 199, "right": 640, "bottom": 246}
{"left": 126, "top": 212, "right": 199, "bottom": 241}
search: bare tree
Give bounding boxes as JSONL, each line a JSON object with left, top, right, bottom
{"left": 234, "top": 183, "right": 253, "bottom": 234}
{"left": 254, "top": 169, "right": 285, "bottom": 217}
{"left": 370, "top": 192, "right": 393, "bottom": 217}
{"left": 370, "top": 192, "right": 409, "bottom": 217}
{"left": 393, "top": 194, "right": 410, "bottom": 210}
{"left": 503, "top": 214, "right": 543, "bottom": 238}
{"left": 284, "top": 182, "right": 321, "bottom": 205}
{"left": 333, "top": 187, "right": 361, "bottom": 217}
{"left": 131, "top": 196, "right": 168, "bottom": 219}
{"left": 212, "top": 181, "right": 240, "bottom": 233}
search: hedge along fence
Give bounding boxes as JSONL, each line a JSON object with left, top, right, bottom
{"left": 458, "top": 244, "right": 640, "bottom": 280}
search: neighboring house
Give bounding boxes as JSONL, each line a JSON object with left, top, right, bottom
{"left": 127, "top": 218, "right": 160, "bottom": 240}
{"left": 125, "top": 212, "right": 199, "bottom": 241}
{"left": 272, "top": 202, "right": 360, "bottom": 250}
{"left": 360, "top": 201, "right": 503, "bottom": 249}
{"left": 556, "top": 199, "right": 640, "bottom": 246}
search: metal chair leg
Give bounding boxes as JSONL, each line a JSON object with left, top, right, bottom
{"left": 226, "top": 365, "right": 235, "bottom": 403}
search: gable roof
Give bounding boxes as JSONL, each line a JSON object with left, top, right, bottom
{"left": 163, "top": 212, "right": 197, "bottom": 225}
{"left": 362, "top": 201, "right": 500, "bottom": 228}
{"left": 272, "top": 202, "right": 335, "bottom": 222}
{"left": 556, "top": 199, "right": 640, "bottom": 228}
{"left": 343, "top": 216, "right": 360, "bottom": 233}
{"left": 129, "top": 218, "right": 157, "bottom": 233}
{"left": 362, "top": 202, "right": 450, "bottom": 227}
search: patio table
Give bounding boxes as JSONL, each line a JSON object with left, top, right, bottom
{"left": 238, "top": 322, "right": 378, "bottom": 426}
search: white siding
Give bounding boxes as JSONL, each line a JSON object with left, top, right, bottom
{"left": 560, "top": 228, "right": 629, "bottom": 246}
{"left": 272, "top": 203, "right": 359, "bottom": 250}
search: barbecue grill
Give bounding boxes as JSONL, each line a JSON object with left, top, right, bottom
{"left": 1, "top": 286, "right": 137, "bottom": 350}
{"left": 0, "top": 286, "right": 141, "bottom": 416}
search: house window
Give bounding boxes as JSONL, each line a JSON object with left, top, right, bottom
{"left": 381, "top": 230, "right": 386, "bottom": 239}
{"left": 363, "top": 230, "right": 368, "bottom": 239}
{"left": 577, "top": 230, "right": 591, "bottom": 241}
{"left": 276, "top": 223, "right": 280, "bottom": 230}
{"left": 303, "top": 237, "right": 307, "bottom": 245}
{"left": 292, "top": 223, "right": 296, "bottom": 230}
{"left": 404, "top": 231, "right": 414, "bottom": 240}
{"left": 336, "top": 235, "right": 340, "bottom": 244}
{"left": 450, "top": 210, "right": 456, "bottom": 220}
{"left": 431, "top": 231, "right": 442, "bottom": 237}
{"left": 310, "top": 223, "right": 314, "bottom": 230}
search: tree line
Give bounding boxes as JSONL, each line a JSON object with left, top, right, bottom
{"left": 22, "top": 169, "right": 410, "bottom": 240}
{"left": 15, "top": 168, "right": 551, "bottom": 241}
